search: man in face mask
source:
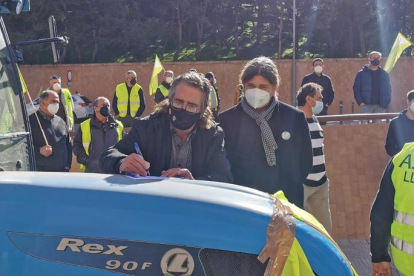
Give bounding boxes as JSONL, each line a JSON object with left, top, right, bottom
{"left": 220, "top": 57, "right": 313, "bottom": 208}
{"left": 353, "top": 51, "right": 392, "bottom": 116}
{"left": 49, "top": 75, "right": 75, "bottom": 131}
{"left": 100, "top": 72, "right": 233, "bottom": 183}
{"left": 154, "top": 70, "right": 174, "bottom": 104}
{"left": 29, "top": 90, "right": 72, "bottom": 172}
{"left": 385, "top": 90, "right": 414, "bottom": 157}
{"left": 297, "top": 83, "right": 332, "bottom": 233}
{"left": 112, "top": 70, "right": 146, "bottom": 128}
{"left": 301, "top": 58, "right": 335, "bottom": 119}
{"left": 73, "top": 97, "right": 124, "bottom": 173}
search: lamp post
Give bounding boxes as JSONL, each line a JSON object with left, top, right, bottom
{"left": 291, "top": 0, "right": 296, "bottom": 106}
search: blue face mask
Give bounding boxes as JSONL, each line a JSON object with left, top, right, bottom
{"left": 311, "top": 99, "right": 324, "bottom": 115}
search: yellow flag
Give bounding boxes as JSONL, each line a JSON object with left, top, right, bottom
{"left": 383, "top": 32, "right": 412, "bottom": 73}
{"left": 17, "top": 65, "right": 28, "bottom": 93}
{"left": 149, "top": 55, "right": 164, "bottom": 95}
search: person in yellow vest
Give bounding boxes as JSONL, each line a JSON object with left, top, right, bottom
{"left": 112, "top": 70, "right": 146, "bottom": 128}
{"left": 370, "top": 142, "right": 414, "bottom": 276}
{"left": 49, "top": 75, "right": 74, "bottom": 131}
{"left": 205, "top": 72, "right": 220, "bottom": 122}
{"left": 73, "top": 97, "right": 124, "bottom": 173}
{"left": 154, "top": 70, "right": 174, "bottom": 104}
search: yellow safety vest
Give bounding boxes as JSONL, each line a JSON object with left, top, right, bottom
{"left": 390, "top": 142, "right": 414, "bottom": 276}
{"left": 273, "top": 191, "right": 358, "bottom": 276}
{"left": 61, "top": 88, "right": 74, "bottom": 130}
{"left": 79, "top": 118, "right": 124, "bottom": 172}
{"left": 158, "top": 84, "right": 169, "bottom": 98}
{"left": 115, "top": 83, "right": 142, "bottom": 117}
{"left": 208, "top": 86, "right": 219, "bottom": 110}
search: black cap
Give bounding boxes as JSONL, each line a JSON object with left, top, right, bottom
{"left": 50, "top": 75, "right": 61, "bottom": 80}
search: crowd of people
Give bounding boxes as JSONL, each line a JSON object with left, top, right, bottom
{"left": 28, "top": 52, "right": 414, "bottom": 276}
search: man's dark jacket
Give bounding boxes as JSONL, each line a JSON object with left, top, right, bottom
{"left": 100, "top": 112, "right": 233, "bottom": 183}
{"left": 370, "top": 159, "right": 395, "bottom": 263}
{"left": 385, "top": 110, "right": 414, "bottom": 156}
{"left": 219, "top": 101, "right": 313, "bottom": 208}
{"left": 353, "top": 65, "right": 392, "bottom": 109}
{"left": 29, "top": 110, "right": 72, "bottom": 172}
{"left": 73, "top": 115, "right": 123, "bottom": 173}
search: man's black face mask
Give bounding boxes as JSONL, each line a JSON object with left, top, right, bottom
{"left": 370, "top": 59, "right": 380, "bottom": 66}
{"left": 170, "top": 105, "right": 201, "bottom": 130}
{"left": 99, "top": 106, "right": 110, "bottom": 117}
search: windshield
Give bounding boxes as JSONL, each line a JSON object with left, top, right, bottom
{"left": 0, "top": 60, "right": 25, "bottom": 134}
{"left": 0, "top": 18, "right": 33, "bottom": 171}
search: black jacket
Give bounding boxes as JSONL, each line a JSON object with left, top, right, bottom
{"left": 100, "top": 112, "right": 233, "bottom": 183}
{"left": 219, "top": 101, "right": 313, "bottom": 208}
{"left": 370, "top": 160, "right": 395, "bottom": 263}
{"left": 73, "top": 115, "right": 123, "bottom": 173}
{"left": 385, "top": 110, "right": 414, "bottom": 156}
{"left": 301, "top": 72, "right": 335, "bottom": 107}
{"left": 154, "top": 82, "right": 170, "bottom": 104}
{"left": 29, "top": 110, "right": 72, "bottom": 172}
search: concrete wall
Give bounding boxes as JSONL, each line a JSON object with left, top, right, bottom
{"left": 20, "top": 57, "right": 414, "bottom": 117}
{"left": 324, "top": 124, "right": 389, "bottom": 239}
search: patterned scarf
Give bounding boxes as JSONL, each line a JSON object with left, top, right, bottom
{"left": 241, "top": 97, "right": 278, "bottom": 166}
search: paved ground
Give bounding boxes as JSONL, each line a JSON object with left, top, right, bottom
{"left": 336, "top": 239, "right": 400, "bottom": 275}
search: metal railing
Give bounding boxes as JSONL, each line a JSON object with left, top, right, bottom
{"left": 69, "top": 112, "right": 400, "bottom": 136}
{"left": 317, "top": 113, "right": 398, "bottom": 124}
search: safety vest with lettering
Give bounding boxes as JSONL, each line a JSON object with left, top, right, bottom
{"left": 61, "top": 88, "right": 74, "bottom": 130}
{"left": 79, "top": 118, "right": 124, "bottom": 172}
{"left": 115, "top": 83, "right": 141, "bottom": 117}
{"left": 273, "top": 191, "right": 357, "bottom": 275}
{"left": 390, "top": 142, "right": 414, "bottom": 276}
{"left": 158, "top": 84, "right": 169, "bottom": 98}
{"left": 208, "top": 86, "right": 219, "bottom": 110}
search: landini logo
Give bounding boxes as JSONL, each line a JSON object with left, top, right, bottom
{"left": 160, "top": 248, "right": 195, "bottom": 276}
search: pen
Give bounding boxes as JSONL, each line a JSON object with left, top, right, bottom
{"left": 134, "top": 142, "right": 150, "bottom": 176}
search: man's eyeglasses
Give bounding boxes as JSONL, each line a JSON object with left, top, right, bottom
{"left": 171, "top": 99, "right": 200, "bottom": 114}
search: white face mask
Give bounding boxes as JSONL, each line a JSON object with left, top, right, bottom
{"left": 166, "top": 77, "right": 173, "bottom": 84}
{"left": 213, "top": 78, "right": 217, "bottom": 85}
{"left": 53, "top": 83, "right": 61, "bottom": 91}
{"left": 311, "top": 99, "right": 324, "bottom": 115}
{"left": 47, "top": 102, "right": 59, "bottom": 115}
{"left": 245, "top": 88, "right": 271, "bottom": 109}
{"left": 410, "top": 102, "right": 414, "bottom": 113}
{"left": 314, "top": 65, "right": 323, "bottom": 74}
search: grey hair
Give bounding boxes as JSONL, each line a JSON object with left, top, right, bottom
{"left": 240, "top": 56, "right": 281, "bottom": 86}
{"left": 164, "top": 70, "right": 174, "bottom": 77}
{"left": 93, "top": 97, "right": 110, "bottom": 107}
{"left": 168, "top": 72, "right": 211, "bottom": 112}
{"left": 369, "top": 51, "right": 382, "bottom": 58}
{"left": 39, "top": 90, "right": 58, "bottom": 101}
{"left": 125, "top": 70, "right": 137, "bottom": 78}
